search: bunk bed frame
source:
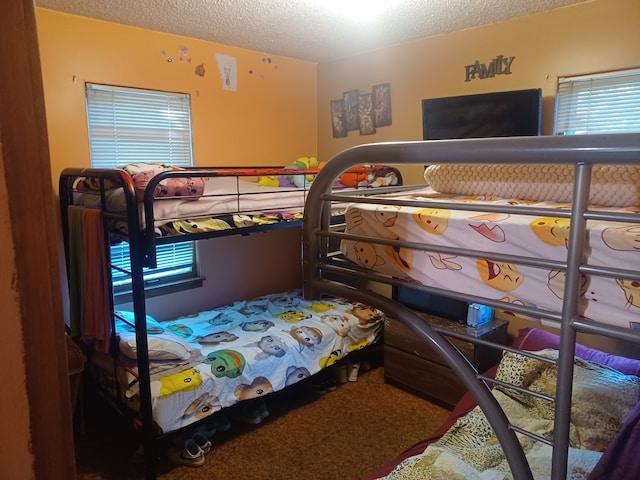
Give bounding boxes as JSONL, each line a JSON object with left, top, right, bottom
{"left": 58, "top": 165, "right": 398, "bottom": 479}
{"left": 302, "top": 133, "right": 640, "bottom": 480}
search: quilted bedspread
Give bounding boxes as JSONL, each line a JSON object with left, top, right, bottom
{"left": 381, "top": 349, "right": 640, "bottom": 480}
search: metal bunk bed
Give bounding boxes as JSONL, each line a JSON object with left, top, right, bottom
{"left": 302, "top": 133, "right": 640, "bottom": 480}
{"left": 58, "top": 164, "right": 398, "bottom": 479}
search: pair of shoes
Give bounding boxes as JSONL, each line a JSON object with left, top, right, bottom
{"left": 234, "top": 398, "right": 270, "bottom": 425}
{"left": 310, "top": 375, "right": 337, "bottom": 394}
{"left": 234, "top": 401, "right": 262, "bottom": 425}
{"left": 192, "top": 432, "right": 212, "bottom": 454}
{"left": 335, "top": 363, "right": 348, "bottom": 383}
{"left": 167, "top": 438, "right": 206, "bottom": 467}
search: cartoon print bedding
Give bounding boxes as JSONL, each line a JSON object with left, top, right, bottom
{"left": 106, "top": 290, "right": 384, "bottom": 433}
{"left": 340, "top": 187, "right": 640, "bottom": 329}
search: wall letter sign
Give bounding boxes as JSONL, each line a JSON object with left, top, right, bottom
{"left": 465, "top": 55, "right": 515, "bottom": 82}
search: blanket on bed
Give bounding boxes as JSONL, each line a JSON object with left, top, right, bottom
{"left": 381, "top": 349, "right": 640, "bottom": 480}
{"left": 110, "top": 290, "right": 384, "bottom": 432}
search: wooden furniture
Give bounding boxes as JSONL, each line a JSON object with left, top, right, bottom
{"left": 384, "top": 313, "right": 508, "bottom": 408}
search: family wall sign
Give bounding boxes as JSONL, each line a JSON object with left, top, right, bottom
{"left": 465, "top": 55, "right": 515, "bottom": 82}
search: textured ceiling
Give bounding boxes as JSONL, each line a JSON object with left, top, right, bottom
{"left": 36, "top": 0, "right": 590, "bottom": 62}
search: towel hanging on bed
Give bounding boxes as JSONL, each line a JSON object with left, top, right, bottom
{"left": 67, "top": 206, "right": 111, "bottom": 352}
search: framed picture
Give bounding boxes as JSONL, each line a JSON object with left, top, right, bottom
{"left": 343, "top": 89, "right": 359, "bottom": 131}
{"left": 372, "top": 82, "right": 392, "bottom": 127}
{"left": 330, "top": 99, "right": 347, "bottom": 138}
{"left": 358, "top": 93, "right": 376, "bottom": 135}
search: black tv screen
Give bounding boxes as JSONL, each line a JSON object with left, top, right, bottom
{"left": 422, "top": 88, "right": 542, "bottom": 140}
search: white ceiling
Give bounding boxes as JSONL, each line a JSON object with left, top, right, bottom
{"left": 36, "top": 0, "right": 590, "bottom": 63}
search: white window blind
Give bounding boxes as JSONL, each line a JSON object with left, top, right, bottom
{"left": 554, "top": 68, "right": 640, "bottom": 135}
{"left": 85, "top": 83, "right": 196, "bottom": 290}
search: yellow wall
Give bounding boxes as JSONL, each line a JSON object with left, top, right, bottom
{"left": 36, "top": 9, "right": 319, "bottom": 314}
{"left": 36, "top": 8, "right": 318, "bottom": 184}
{"left": 317, "top": 0, "right": 640, "bottom": 182}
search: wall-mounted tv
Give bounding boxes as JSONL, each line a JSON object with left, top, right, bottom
{"left": 422, "top": 88, "right": 542, "bottom": 140}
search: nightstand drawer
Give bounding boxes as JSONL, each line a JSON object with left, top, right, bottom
{"left": 383, "top": 313, "right": 508, "bottom": 407}
{"left": 385, "top": 317, "right": 474, "bottom": 365}
{"left": 384, "top": 345, "right": 466, "bottom": 407}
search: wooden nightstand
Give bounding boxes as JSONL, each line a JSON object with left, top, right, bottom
{"left": 384, "top": 313, "right": 508, "bottom": 408}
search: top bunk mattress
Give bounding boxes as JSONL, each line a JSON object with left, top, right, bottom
{"left": 339, "top": 186, "right": 640, "bottom": 330}
{"left": 73, "top": 165, "right": 400, "bottom": 236}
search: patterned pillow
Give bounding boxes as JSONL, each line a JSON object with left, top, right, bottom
{"left": 123, "top": 162, "right": 205, "bottom": 201}
{"left": 424, "top": 164, "right": 640, "bottom": 207}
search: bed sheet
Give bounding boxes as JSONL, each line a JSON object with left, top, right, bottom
{"left": 101, "top": 290, "right": 384, "bottom": 433}
{"left": 340, "top": 187, "right": 640, "bottom": 329}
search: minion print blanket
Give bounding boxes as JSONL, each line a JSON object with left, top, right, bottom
{"left": 340, "top": 187, "right": 640, "bottom": 330}
{"left": 114, "top": 290, "right": 383, "bottom": 433}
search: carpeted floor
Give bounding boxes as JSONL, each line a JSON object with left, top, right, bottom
{"left": 75, "top": 364, "right": 450, "bottom": 480}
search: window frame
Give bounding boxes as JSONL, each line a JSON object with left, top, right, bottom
{"left": 85, "top": 83, "right": 202, "bottom": 301}
{"left": 554, "top": 68, "right": 640, "bottom": 136}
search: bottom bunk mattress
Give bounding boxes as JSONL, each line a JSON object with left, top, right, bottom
{"left": 90, "top": 290, "right": 384, "bottom": 433}
{"left": 340, "top": 187, "right": 640, "bottom": 329}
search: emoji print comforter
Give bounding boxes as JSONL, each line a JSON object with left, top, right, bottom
{"left": 109, "top": 290, "right": 383, "bottom": 433}
{"left": 340, "top": 187, "right": 640, "bottom": 330}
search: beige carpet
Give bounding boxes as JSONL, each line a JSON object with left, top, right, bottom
{"left": 75, "top": 365, "right": 450, "bottom": 480}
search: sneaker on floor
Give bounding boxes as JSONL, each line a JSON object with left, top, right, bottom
{"left": 192, "top": 432, "right": 212, "bottom": 454}
{"left": 233, "top": 402, "right": 262, "bottom": 425}
{"left": 167, "top": 438, "right": 205, "bottom": 467}
{"left": 310, "top": 376, "right": 337, "bottom": 394}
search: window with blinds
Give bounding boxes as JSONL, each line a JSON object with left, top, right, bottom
{"left": 85, "top": 83, "right": 198, "bottom": 295}
{"left": 554, "top": 68, "right": 640, "bottom": 135}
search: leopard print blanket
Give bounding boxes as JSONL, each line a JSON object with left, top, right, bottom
{"left": 383, "top": 349, "right": 640, "bottom": 480}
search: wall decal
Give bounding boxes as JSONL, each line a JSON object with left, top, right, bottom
{"left": 215, "top": 53, "right": 238, "bottom": 91}
{"left": 465, "top": 55, "right": 515, "bottom": 82}
{"left": 179, "top": 46, "right": 190, "bottom": 61}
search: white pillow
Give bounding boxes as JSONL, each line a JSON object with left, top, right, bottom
{"left": 115, "top": 311, "right": 192, "bottom": 361}
{"left": 424, "top": 163, "right": 640, "bottom": 207}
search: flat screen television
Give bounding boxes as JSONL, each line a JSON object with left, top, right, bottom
{"left": 422, "top": 88, "right": 542, "bottom": 140}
